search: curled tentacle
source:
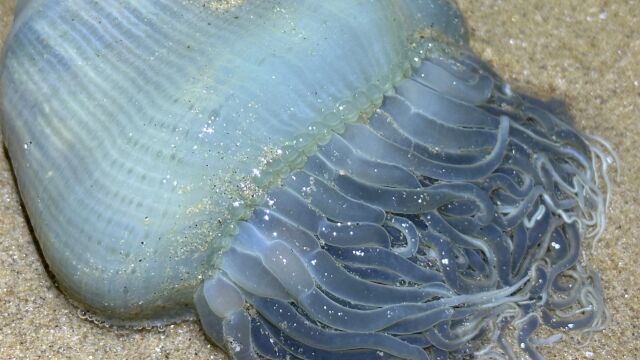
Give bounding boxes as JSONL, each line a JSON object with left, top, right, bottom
{"left": 195, "top": 50, "right": 614, "bottom": 359}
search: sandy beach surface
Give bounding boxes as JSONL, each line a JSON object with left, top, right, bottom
{"left": 0, "top": 1, "right": 638, "bottom": 359}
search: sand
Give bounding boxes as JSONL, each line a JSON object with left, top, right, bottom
{"left": 0, "top": 1, "right": 638, "bottom": 359}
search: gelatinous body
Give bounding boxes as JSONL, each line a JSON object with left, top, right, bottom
{"left": 0, "top": 0, "right": 613, "bottom": 359}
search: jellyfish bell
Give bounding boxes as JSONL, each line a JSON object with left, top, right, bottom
{"left": 0, "top": 0, "right": 614, "bottom": 359}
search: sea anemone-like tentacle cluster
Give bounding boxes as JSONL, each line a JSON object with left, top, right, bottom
{"left": 194, "top": 51, "right": 614, "bottom": 359}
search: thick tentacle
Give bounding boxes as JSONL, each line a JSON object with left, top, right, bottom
{"left": 195, "top": 50, "right": 614, "bottom": 359}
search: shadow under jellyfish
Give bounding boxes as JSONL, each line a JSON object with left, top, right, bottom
{"left": 0, "top": 1, "right": 616, "bottom": 359}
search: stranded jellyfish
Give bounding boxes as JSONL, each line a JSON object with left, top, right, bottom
{"left": 0, "top": 1, "right": 615, "bottom": 359}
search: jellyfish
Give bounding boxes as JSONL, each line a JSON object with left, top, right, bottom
{"left": 0, "top": 1, "right": 615, "bottom": 359}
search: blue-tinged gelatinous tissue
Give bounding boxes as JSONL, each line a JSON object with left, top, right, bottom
{"left": 1, "top": 0, "right": 466, "bottom": 320}
{"left": 0, "top": 0, "right": 615, "bottom": 359}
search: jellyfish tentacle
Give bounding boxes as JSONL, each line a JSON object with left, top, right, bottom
{"left": 194, "top": 51, "right": 612, "bottom": 359}
{"left": 316, "top": 133, "right": 422, "bottom": 189}
{"left": 410, "top": 58, "right": 495, "bottom": 105}
{"left": 381, "top": 94, "right": 499, "bottom": 151}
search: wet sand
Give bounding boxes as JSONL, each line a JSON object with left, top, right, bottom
{"left": 0, "top": 1, "right": 638, "bottom": 359}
